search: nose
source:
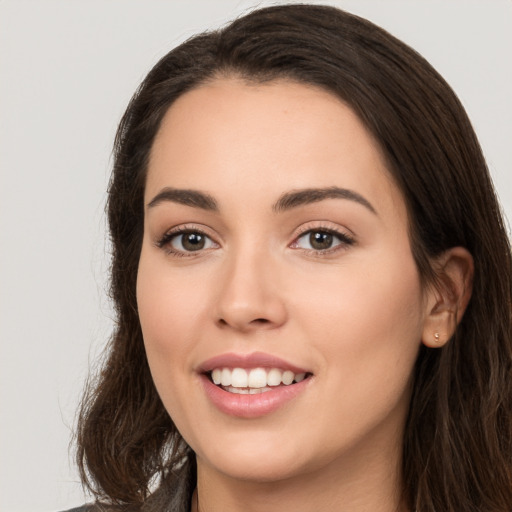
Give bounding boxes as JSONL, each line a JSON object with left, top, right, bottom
{"left": 214, "top": 247, "right": 288, "bottom": 332}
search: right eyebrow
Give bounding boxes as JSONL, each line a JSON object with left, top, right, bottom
{"left": 147, "top": 187, "right": 219, "bottom": 211}
{"left": 272, "top": 186, "right": 377, "bottom": 215}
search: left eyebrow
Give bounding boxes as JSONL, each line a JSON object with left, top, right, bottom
{"left": 272, "top": 186, "right": 377, "bottom": 215}
{"left": 147, "top": 187, "right": 219, "bottom": 211}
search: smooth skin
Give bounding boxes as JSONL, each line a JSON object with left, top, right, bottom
{"left": 137, "top": 78, "right": 473, "bottom": 512}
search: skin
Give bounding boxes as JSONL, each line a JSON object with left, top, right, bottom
{"left": 137, "top": 78, "right": 470, "bottom": 512}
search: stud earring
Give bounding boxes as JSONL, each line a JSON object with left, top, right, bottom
{"left": 434, "top": 332, "right": 440, "bottom": 343}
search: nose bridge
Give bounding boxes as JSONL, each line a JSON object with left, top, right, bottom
{"left": 215, "top": 239, "right": 287, "bottom": 331}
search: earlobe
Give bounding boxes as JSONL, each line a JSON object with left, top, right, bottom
{"left": 422, "top": 247, "right": 474, "bottom": 348}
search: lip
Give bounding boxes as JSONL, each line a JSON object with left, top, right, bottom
{"left": 197, "top": 351, "right": 309, "bottom": 373}
{"left": 200, "top": 374, "right": 311, "bottom": 418}
{"left": 197, "top": 351, "right": 312, "bottom": 418}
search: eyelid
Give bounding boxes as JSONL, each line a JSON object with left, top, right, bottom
{"left": 155, "top": 223, "right": 220, "bottom": 255}
{"left": 292, "top": 221, "right": 355, "bottom": 240}
{"left": 154, "top": 221, "right": 354, "bottom": 257}
{"left": 289, "top": 221, "right": 356, "bottom": 253}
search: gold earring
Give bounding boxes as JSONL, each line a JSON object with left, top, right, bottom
{"left": 434, "top": 332, "right": 440, "bottom": 344}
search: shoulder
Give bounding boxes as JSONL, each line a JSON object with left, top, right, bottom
{"left": 60, "top": 507, "right": 93, "bottom": 512}
{"left": 60, "top": 506, "right": 137, "bottom": 512}
{"left": 60, "top": 458, "right": 194, "bottom": 512}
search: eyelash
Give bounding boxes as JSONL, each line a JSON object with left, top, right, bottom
{"left": 155, "top": 224, "right": 355, "bottom": 258}
{"left": 291, "top": 225, "right": 355, "bottom": 256}
{"left": 155, "top": 225, "right": 217, "bottom": 258}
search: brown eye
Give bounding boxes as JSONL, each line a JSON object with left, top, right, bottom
{"left": 181, "top": 232, "right": 205, "bottom": 251}
{"left": 309, "top": 231, "right": 333, "bottom": 250}
{"left": 294, "top": 229, "right": 354, "bottom": 252}
{"left": 169, "top": 231, "right": 215, "bottom": 252}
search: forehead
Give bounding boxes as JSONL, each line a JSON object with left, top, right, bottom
{"left": 146, "top": 78, "right": 404, "bottom": 221}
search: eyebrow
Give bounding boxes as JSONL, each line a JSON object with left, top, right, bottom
{"left": 147, "top": 185, "right": 376, "bottom": 215}
{"left": 272, "top": 186, "right": 377, "bottom": 215}
{"left": 147, "top": 187, "right": 218, "bottom": 211}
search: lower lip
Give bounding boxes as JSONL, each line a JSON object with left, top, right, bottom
{"left": 200, "top": 374, "right": 310, "bottom": 418}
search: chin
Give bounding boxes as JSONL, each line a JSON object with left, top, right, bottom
{"left": 191, "top": 427, "right": 326, "bottom": 484}
{"left": 200, "top": 451, "right": 308, "bottom": 483}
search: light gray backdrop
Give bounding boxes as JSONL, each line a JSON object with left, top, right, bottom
{"left": 1, "top": 1, "right": 511, "bottom": 511}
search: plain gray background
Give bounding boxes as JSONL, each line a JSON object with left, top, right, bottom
{"left": 1, "top": 1, "right": 511, "bottom": 510}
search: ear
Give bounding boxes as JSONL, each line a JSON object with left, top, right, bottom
{"left": 422, "top": 247, "right": 474, "bottom": 348}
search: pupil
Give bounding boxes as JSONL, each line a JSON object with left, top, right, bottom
{"left": 310, "top": 231, "right": 333, "bottom": 250}
{"left": 183, "top": 232, "right": 205, "bottom": 251}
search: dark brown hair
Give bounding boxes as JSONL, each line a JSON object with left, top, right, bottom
{"left": 76, "top": 4, "right": 512, "bottom": 511}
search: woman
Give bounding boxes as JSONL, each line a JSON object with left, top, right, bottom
{"left": 75, "top": 4, "right": 512, "bottom": 511}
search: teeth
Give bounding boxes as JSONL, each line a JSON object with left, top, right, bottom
{"left": 282, "top": 370, "right": 294, "bottom": 385}
{"left": 248, "top": 368, "right": 267, "bottom": 388}
{"left": 210, "top": 367, "right": 308, "bottom": 389}
{"left": 267, "top": 368, "right": 282, "bottom": 386}
{"left": 221, "top": 368, "right": 231, "bottom": 387}
{"left": 225, "top": 386, "right": 273, "bottom": 394}
{"left": 212, "top": 368, "right": 222, "bottom": 385}
{"left": 231, "top": 368, "right": 248, "bottom": 387}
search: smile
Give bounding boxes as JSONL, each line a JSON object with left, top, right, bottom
{"left": 198, "top": 352, "right": 312, "bottom": 418}
{"left": 210, "top": 367, "right": 307, "bottom": 394}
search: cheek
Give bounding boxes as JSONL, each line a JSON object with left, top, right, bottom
{"left": 298, "top": 250, "right": 424, "bottom": 405}
{"left": 297, "top": 247, "right": 423, "bottom": 334}
{"left": 136, "top": 249, "right": 207, "bottom": 397}
{"left": 136, "top": 256, "right": 208, "bottom": 437}
{"left": 137, "top": 251, "right": 206, "bottom": 347}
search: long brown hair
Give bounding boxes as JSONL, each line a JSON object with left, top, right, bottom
{"left": 76, "top": 5, "right": 512, "bottom": 511}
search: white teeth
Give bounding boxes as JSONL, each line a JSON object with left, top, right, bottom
{"left": 210, "top": 367, "right": 308, "bottom": 389}
{"left": 211, "top": 368, "right": 222, "bottom": 385}
{"left": 231, "top": 368, "right": 248, "bottom": 387}
{"left": 221, "top": 368, "right": 232, "bottom": 387}
{"left": 282, "top": 370, "right": 295, "bottom": 385}
{"left": 224, "top": 386, "right": 273, "bottom": 394}
{"left": 267, "top": 368, "right": 283, "bottom": 386}
{"left": 248, "top": 368, "right": 267, "bottom": 388}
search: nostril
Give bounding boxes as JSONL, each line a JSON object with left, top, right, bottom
{"left": 217, "top": 317, "right": 270, "bottom": 326}
{"left": 217, "top": 316, "right": 273, "bottom": 330}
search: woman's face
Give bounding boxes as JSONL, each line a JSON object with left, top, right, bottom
{"left": 137, "top": 79, "right": 431, "bottom": 483}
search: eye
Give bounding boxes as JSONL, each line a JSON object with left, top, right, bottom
{"left": 293, "top": 229, "right": 354, "bottom": 252}
{"left": 157, "top": 229, "right": 217, "bottom": 255}
{"left": 173, "top": 231, "right": 214, "bottom": 251}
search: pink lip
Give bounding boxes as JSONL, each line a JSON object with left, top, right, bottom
{"left": 197, "top": 352, "right": 312, "bottom": 419}
{"left": 198, "top": 351, "right": 309, "bottom": 373}
{"left": 200, "top": 375, "right": 311, "bottom": 418}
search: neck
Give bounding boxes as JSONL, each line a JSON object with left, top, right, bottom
{"left": 192, "top": 438, "right": 408, "bottom": 512}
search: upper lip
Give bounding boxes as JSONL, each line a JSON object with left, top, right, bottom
{"left": 197, "top": 351, "right": 310, "bottom": 374}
